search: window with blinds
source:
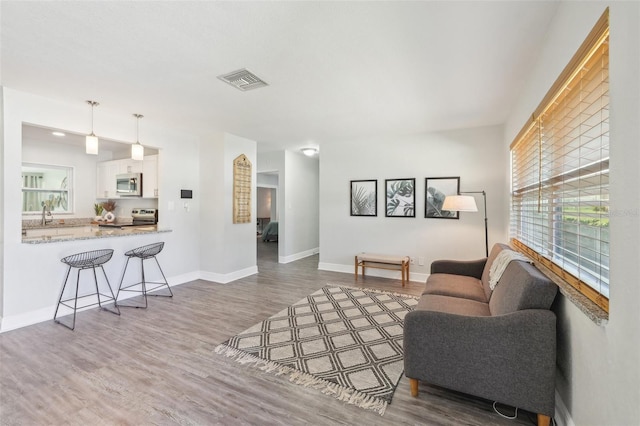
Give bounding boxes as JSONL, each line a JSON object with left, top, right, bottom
{"left": 510, "top": 9, "right": 609, "bottom": 312}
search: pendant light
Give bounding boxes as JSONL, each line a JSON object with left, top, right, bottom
{"left": 131, "top": 113, "right": 145, "bottom": 161}
{"left": 86, "top": 100, "right": 99, "bottom": 155}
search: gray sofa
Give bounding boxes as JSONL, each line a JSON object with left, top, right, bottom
{"left": 403, "top": 243, "right": 558, "bottom": 426}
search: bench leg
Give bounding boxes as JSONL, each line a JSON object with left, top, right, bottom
{"left": 354, "top": 256, "right": 358, "bottom": 281}
{"left": 537, "top": 414, "right": 551, "bottom": 426}
{"left": 409, "top": 378, "right": 419, "bottom": 397}
{"left": 400, "top": 260, "right": 409, "bottom": 287}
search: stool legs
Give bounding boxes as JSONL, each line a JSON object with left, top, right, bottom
{"left": 116, "top": 257, "right": 147, "bottom": 308}
{"left": 116, "top": 254, "right": 172, "bottom": 308}
{"left": 149, "top": 256, "right": 173, "bottom": 298}
{"left": 54, "top": 264, "right": 120, "bottom": 331}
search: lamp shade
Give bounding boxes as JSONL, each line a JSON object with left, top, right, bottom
{"left": 131, "top": 142, "right": 144, "bottom": 161}
{"left": 442, "top": 195, "right": 478, "bottom": 212}
{"left": 86, "top": 134, "right": 99, "bottom": 155}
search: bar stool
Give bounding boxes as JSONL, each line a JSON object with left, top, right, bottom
{"left": 116, "top": 242, "right": 172, "bottom": 308}
{"left": 54, "top": 249, "right": 121, "bottom": 330}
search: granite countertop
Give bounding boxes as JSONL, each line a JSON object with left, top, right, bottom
{"left": 22, "top": 219, "right": 171, "bottom": 244}
{"left": 22, "top": 217, "right": 129, "bottom": 229}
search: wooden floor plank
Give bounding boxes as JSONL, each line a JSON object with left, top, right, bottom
{"left": 0, "top": 241, "right": 535, "bottom": 425}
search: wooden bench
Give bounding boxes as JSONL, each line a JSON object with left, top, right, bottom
{"left": 355, "top": 253, "right": 410, "bottom": 287}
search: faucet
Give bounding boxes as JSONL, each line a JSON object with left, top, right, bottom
{"left": 41, "top": 204, "right": 53, "bottom": 226}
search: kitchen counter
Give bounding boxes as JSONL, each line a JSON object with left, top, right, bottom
{"left": 22, "top": 223, "right": 171, "bottom": 244}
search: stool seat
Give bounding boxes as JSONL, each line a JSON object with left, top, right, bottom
{"left": 54, "top": 249, "right": 120, "bottom": 330}
{"left": 62, "top": 249, "right": 114, "bottom": 269}
{"left": 125, "top": 242, "right": 164, "bottom": 259}
{"left": 116, "top": 242, "right": 172, "bottom": 308}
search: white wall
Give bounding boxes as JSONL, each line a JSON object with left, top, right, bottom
{"left": 222, "top": 133, "right": 257, "bottom": 275}
{"left": 318, "top": 125, "right": 508, "bottom": 281}
{"left": 0, "top": 87, "right": 5, "bottom": 319}
{"left": 1, "top": 88, "right": 201, "bottom": 330}
{"left": 281, "top": 151, "right": 319, "bottom": 262}
{"left": 198, "top": 132, "right": 258, "bottom": 282}
{"left": 199, "top": 131, "right": 226, "bottom": 277}
{"left": 504, "top": 2, "right": 640, "bottom": 425}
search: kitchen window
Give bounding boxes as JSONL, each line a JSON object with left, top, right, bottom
{"left": 510, "top": 9, "right": 609, "bottom": 312}
{"left": 22, "top": 163, "right": 74, "bottom": 214}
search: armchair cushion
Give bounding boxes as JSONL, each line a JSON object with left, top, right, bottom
{"left": 422, "top": 273, "right": 486, "bottom": 302}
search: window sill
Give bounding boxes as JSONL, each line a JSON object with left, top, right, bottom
{"left": 511, "top": 246, "right": 609, "bottom": 326}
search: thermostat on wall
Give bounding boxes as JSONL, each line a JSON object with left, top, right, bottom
{"left": 181, "top": 189, "right": 193, "bottom": 199}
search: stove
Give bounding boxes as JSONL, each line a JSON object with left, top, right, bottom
{"left": 131, "top": 208, "right": 158, "bottom": 225}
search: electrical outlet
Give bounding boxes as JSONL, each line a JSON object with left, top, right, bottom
{"left": 418, "top": 257, "right": 425, "bottom": 266}
{"left": 410, "top": 257, "right": 416, "bottom": 265}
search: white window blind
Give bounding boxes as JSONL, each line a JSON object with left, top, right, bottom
{"left": 510, "top": 10, "right": 609, "bottom": 312}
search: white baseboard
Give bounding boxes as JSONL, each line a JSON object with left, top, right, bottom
{"left": 199, "top": 265, "right": 258, "bottom": 284}
{"left": 0, "top": 272, "right": 197, "bottom": 333}
{"left": 0, "top": 306, "right": 54, "bottom": 332}
{"left": 279, "top": 247, "right": 319, "bottom": 264}
{"left": 554, "top": 390, "right": 574, "bottom": 426}
{"left": 318, "top": 262, "right": 428, "bottom": 283}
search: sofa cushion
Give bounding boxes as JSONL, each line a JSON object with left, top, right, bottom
{"left": 423, "top": 273, "right": 487, "bottom": 303}
{"left": 416, "top": 294, "right": 491, "bottom": 317}
{"left": 489, "top": 260, "right": 558, "bottom": 316}
{"left": 480, "top": 243, "right": 511, "bottom": 300}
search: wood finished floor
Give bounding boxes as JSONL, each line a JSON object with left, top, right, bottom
{"left": 0, "top": 241, "right": 536, "bottom": 425}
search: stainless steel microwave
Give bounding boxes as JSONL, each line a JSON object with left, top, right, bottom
{"left": 116, "top": 173, "right": 142, "bottom": 196}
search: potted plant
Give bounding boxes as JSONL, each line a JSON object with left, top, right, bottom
{"left": 93, "top": 203, "right": 104, "bottom": 221}
{"left": 101, "top": 200, "right": 117, "bottom": 223}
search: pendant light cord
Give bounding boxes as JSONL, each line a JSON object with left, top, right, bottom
{"left": 133, "top": 113, "right": 144, "bottom": 143}
{"left": 87, "top": 100, "right": 99, "bottom": 136}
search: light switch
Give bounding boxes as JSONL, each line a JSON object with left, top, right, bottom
{"left": 168, "top": 201, "right": 175, "bottom": 211}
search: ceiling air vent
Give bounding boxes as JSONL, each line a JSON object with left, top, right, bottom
{"left": 217, "top": 68, "right": 268, "bottom": 91}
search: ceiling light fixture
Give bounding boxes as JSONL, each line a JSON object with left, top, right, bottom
{"left": 85, "top": 100, "right": 99, "bottom": 155}
{"left": 52, "top": 131, "right": 66, "bottom": 137}
{"left": 131, "top": 113, "right": 145, "bottom": 161}
{"left": 301, "top": 148, "right": 318, "bottom": 157}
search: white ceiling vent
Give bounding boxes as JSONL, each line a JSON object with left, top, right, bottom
{"left": 217, "top": 69, "right": 268, "bottom": 91}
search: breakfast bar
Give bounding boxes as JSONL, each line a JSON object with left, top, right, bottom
{"left": 22, "top": 222, "right": 170, "bottom": 244}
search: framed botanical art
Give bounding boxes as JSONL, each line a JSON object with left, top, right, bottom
{"left": 350, "top": 180, "right": 377, "bottom": 216}
{"left": 425, "top": 176, "right": 460, "bottom": 219}
{"left": 385, "top": 178, "right": 415, "bottom": 217}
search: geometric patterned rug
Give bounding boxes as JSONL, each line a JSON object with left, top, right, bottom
{"left": 214, "top": 285, "right": 419, "bottom": 415}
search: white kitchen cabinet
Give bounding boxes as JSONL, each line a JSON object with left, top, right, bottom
{"left": 123, "top": 159, "right": 143, "bottom": 174}
{"left": 96, "top": 160, "right": 120, "bottom": 199}
{"left": 142, "top": 155, "right": 158, "bottom": 198}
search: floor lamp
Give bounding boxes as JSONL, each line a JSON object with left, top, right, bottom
{"left": 442, "top": 191, "right": 488, "bottom": 257}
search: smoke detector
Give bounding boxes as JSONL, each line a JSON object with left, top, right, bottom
{"left": 217, "top": 68, "right": 268, "bottom": 91}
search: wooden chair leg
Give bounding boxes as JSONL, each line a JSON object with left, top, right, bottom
{"left": 354, "top": 256, "right": 358, "bottom": 281}
{"left": 537, "top": 414, "right": 551, "bottom": 426}
{"left": 409, "top": 378, "right": 419, "bottom": 397}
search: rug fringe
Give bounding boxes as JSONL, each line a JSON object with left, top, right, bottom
{"left": 215, "top": 343, "right": 388, "bottom": 415}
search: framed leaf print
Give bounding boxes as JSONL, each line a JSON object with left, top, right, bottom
{"left": 350, "top": 180, "right": 377, "bottom": 216}
{"left": 385, "top": 178, "right": 415, "bottom": 217}
{"left": 425, "top": 176, "right": 460, "bottom": 219}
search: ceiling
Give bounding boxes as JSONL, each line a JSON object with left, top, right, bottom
{"left": 1, "top": 1, "right": 559, "bottom": 153}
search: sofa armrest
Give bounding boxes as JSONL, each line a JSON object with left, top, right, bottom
{"left": 403, "top": 309, "right": 556, "bottom": 416}
{"left": 430, "top": 258, "right": 486, "bottom": 278}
